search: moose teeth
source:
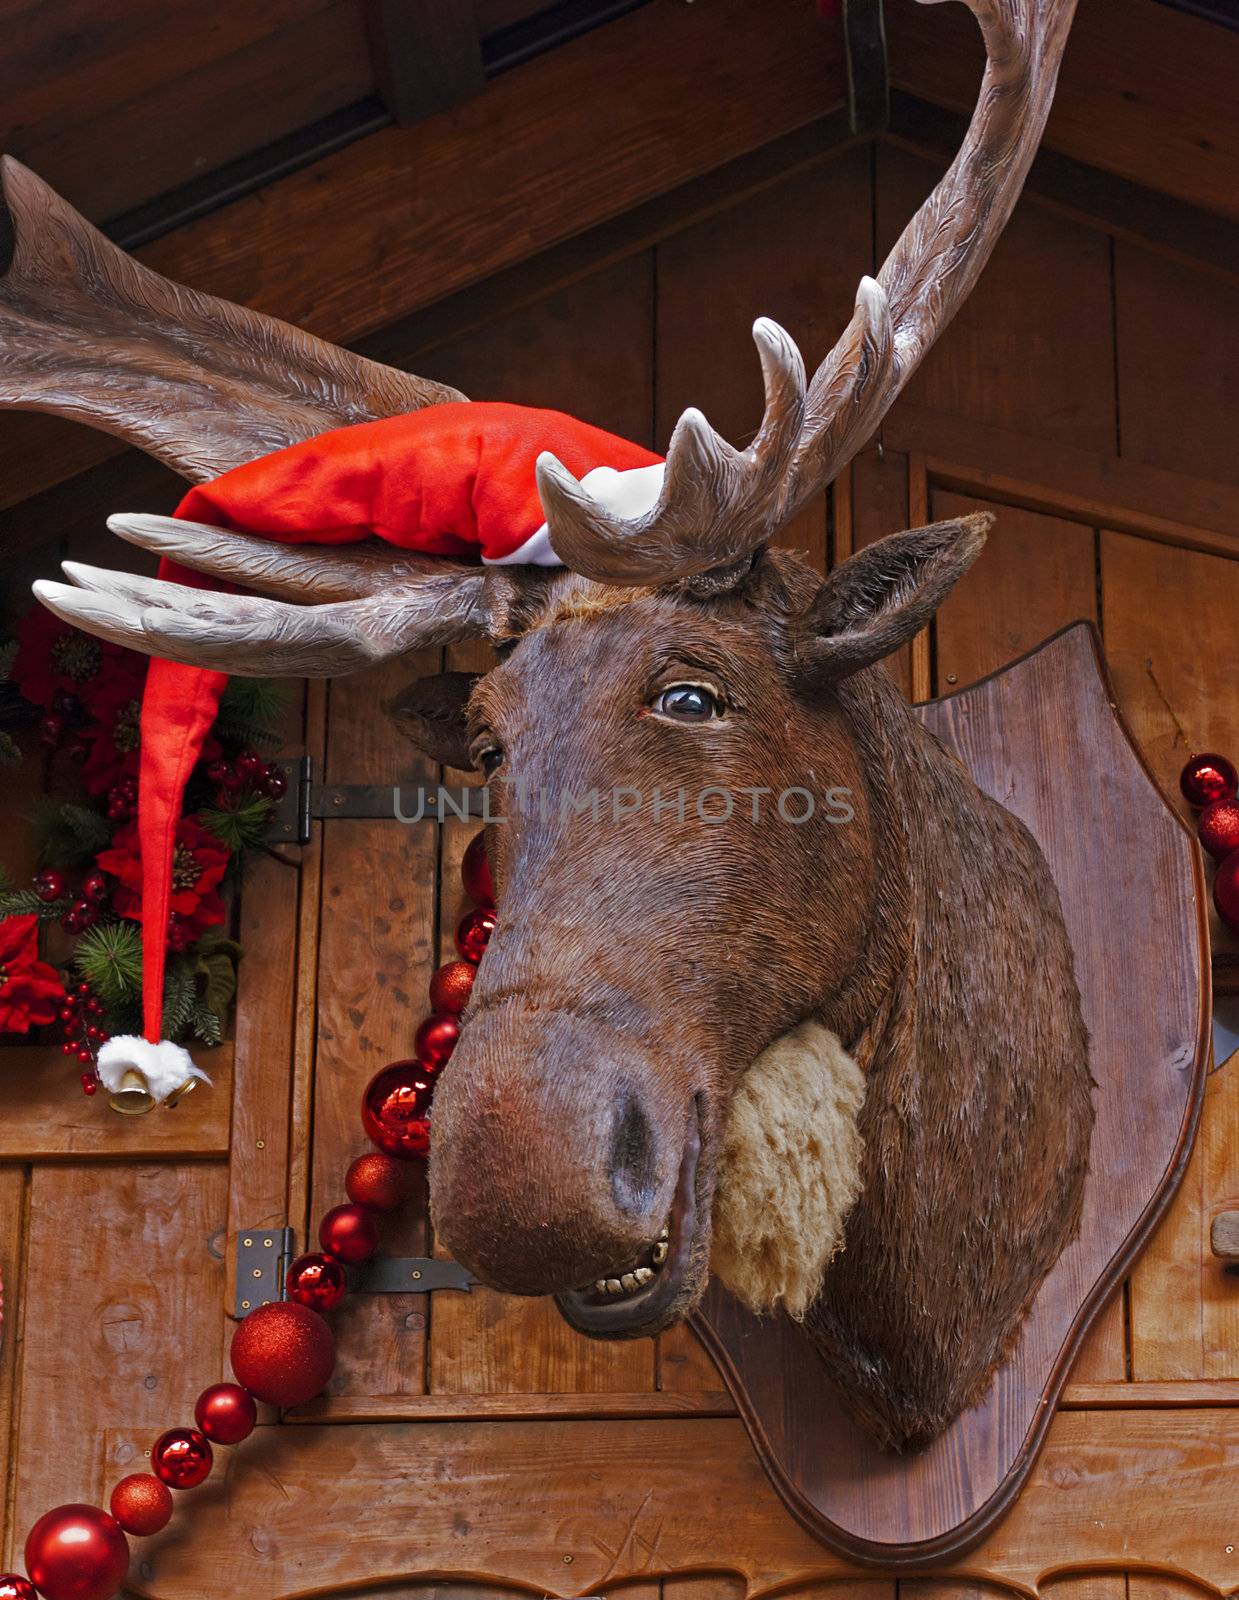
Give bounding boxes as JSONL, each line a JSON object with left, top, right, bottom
{"left": 593, "top": 1227, "right": 672, "bottom": 1298}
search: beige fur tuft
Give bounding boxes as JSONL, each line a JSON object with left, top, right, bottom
{"left": 711, "top": 1020, "right": 865, "bottom": 1319}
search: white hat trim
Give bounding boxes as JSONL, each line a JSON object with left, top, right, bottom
{"left": 483, "top": 461, "right": 666, "bottom": 567}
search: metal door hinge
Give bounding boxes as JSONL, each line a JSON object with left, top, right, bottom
{"left": 269, "top": 757, "right": 486, "bottom": 844}
{"left": 235, "top": 1226, "right": 295, "bottom": 1317}
{"left": 234, "top": 1228, "right": 474, "bottom": 1317}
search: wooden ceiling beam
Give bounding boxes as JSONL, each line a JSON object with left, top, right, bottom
{"left": 364, "top": 0, "right": 485, "bottom": 126}
{"left": 0, "top": 0, "right": 843, "bottom": 511}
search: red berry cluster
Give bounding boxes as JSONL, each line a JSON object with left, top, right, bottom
{"left": 36, "top": 688, "right": 92, "bottom": 763}
{"left": 104, "top": 774, "right": 138, "bottom": 823}
{"left": 1179, "top": 752, "right": 1239, "bottom": 933}
{"left": 51, "top": 979, "right": 110, "bottom": 1093}
{"left": 1, "top": 835, "right": 496, "bottom": 1600}
{"left": 205, "top": 747, "right": 288, "bottom": 802}
{"left": 34, "top": 864, "right": 111, "bottom": 937}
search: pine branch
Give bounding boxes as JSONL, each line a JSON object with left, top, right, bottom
{"left": 73, "top": 920, "right": 143, "bottom": 1005}
{"left": 31, "top": 800, "right": 113, "bottom": 868}
{"left": 200, "top": 794, "right": 274, "bottom": 854}
{"left": 0, "top": 889, "right": 68, "bottom": 921}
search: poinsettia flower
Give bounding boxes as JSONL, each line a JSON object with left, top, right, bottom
{"left": 13, "top": 607, "right": 144, "bottom": 714}
{"left": 97, "top": 814, "right": 231, "bottom": 939}
{"left": 0, "top": 914, "right": 64, "bottom": 1034}
{"left": 81, "top": 674, "right": 222, "bottom": 796}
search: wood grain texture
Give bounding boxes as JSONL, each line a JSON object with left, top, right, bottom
{"left": 309, "top": 653, "right": 441, "bottom": 1404}
{"left": 101, "top": 1409, "right": 1239, "bottom": 1598}
{"left": 847, "top": 447, "right": 913, "bottom": 695}
{"left": 1100, "top": 531, "right": 1239, "bottom": 980}
{"left": 1115, "top": 240, "right": 1239, "bottom": 491}
{"left": 876, "top": 147, "right": 1115, "bottom": 455}
{"left": 695, "top": 623, "right": 1209, "bottom": 1563}
{"left": 0, "top": 1166, "right": 26, "bottom": 1561}
{"left": 8, "top": 1162, "right": 227, "bottom": 1567}
{"left": 930, "top": 490, "right": 1098, "bottom": 692}
{"left": 0, "top": 1043, "right": 232, "bottom": 1160}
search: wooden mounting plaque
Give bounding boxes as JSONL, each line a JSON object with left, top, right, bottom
{"left": 693, "top": 621, "right": 1212, "bottom": 1570}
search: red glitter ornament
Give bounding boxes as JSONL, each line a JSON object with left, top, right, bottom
{"left": 1198, "top": 798, "right": 1239, "bottom": 864}
{"left": 461, "top": 831, "right": 494, "bottom": 905}
{"left": 415, "top": 1011, "right": 460, "bottom": 1069}
{"left": 455, "top": 906, "right": 497, "bottom": 964}
{"left": 346, "top": 1152, "right": 413, "bottom": 1213}
{"left": 24, "top": 1504, "right": 129, "bottom": 1600}
{"left": 32, "top": 868, "right": 67, "bottom": 903}
{"left": 362, "top": 1060, "right": 439, "bottom": 1159}
{"left": 429, "top": 959, "right": 475, "bottom": 1015}
{"left": 194, "top": 1383, "right": 257, "bottom": 1445}
{"left": 1179, "top": 751, "right": 1238, "bottom": 809}
{"left": 286, "top": 1251, "right": 348, "bottom": 1312}
{"left": 0, "top": 1577, "right": 36, "bottom": 1600}
{"left": 230, "top": 1302, "right": 336, "bottom": 1408}
{"left": 1214, "top": 849, "right": 1239, "bottom": 934}
{"left": 319, "top": 1203, "right": 379, "bottom": 1265}
{"left": 151, "top": 1428, "right": 213, "bottom": 1490}
{"left": 109, "top": 1474, "right": 173, "bottom": 1537}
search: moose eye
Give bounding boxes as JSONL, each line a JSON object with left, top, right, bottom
{"left": 650, "top": 683, "right": 724, "bottom": 722}
{"left": 478, "top": 746, "right": 504, "bottom": 777}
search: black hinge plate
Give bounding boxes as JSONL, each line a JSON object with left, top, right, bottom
{"left": 351, "top": 1256, "right": 475, "bottom": 1294}
{"left": 269, "top": 757, "right": 486, "bottom": 844}
{"left": 235, "top": 1225, "right": 295, "bottom": 1317}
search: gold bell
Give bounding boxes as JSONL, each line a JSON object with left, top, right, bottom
{"left": 108, "top": 1068, "right": 157, "bottom": 1116}
{"left": 164, "top": 1076, "right": 200, "bottom": 1110}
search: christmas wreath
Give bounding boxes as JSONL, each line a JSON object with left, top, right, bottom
{"left": 0, "top": 605, "right": 286, "bottom": 1095}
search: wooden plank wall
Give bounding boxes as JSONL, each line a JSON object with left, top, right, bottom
{"left": 0, "top": 130, "right": 1236, "bottom": 1595}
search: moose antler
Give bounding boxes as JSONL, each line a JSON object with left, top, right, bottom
{"left": 0, "top": 156, "right": 464, "bottom": 480}
{"left": 30, "top": 513, "right": 511, "bottom": 676}
{"left": 539, "top": 0, "right": 1076, "bottom": 585}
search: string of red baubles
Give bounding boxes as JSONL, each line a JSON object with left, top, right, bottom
{"left": 0, "top": 832, "right": 497, "bottom": 1600}
{"left": 1178, "top": 751, "right": 1239, "bottom": 932}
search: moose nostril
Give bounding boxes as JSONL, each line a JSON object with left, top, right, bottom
{"left": 609, "top": 1092, "right": 658, "bottom": 1216}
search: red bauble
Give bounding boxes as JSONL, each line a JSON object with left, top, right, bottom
{"left": 285, "top": 1251, "right": 348, "bottom": 1312}
{"left": 319, "top": 1203, "right": 379, "bottom": 1264}
{"left": 1199, "top": 798, "right": 1239, "bottom": 863}
{"left": 1179, "top": 751, "right": 1238, "bottom": 809}
{"left": 415, "top": 1011, "right": 460, "bottom": 1069}
{"left": 1214, "top": 849, "right": 1239, "bottom": 934}
{"left": 461, "top": 832, "right": 494, "bottom": 906}
{"left": 109, "top": 1474, "right": 173, "bottom": 1537}
{"left": 194, "top": 1383, "right": 257, "bottom": 1445}
{"left": 81, "top": 872, "right": 109, "bottom": 906}
{"left": 151, "top": 1428, "right": 213, "bottom": 1490}
{"left": 230, "top": 1302, "right": 336, "bottom": 1408}
{"left": 24, "top": 1505, "right": 129, "bottom": 1600}
{"left": 455, "top": 906, "right": 497, "bottom": 964}
{"left": 362, "top": 1060, "right": 439, "bottom": 1159}
{"left": 428, "top": 959, "right": 475, "bottom": 1015}
{"left": 0, "top": 1577, "right": 37, "bottom": 1600}
{"left": 32, "top": 869, "right": 67, "bottom": 903}
{"left": 346, "top": 1152, "right": 413, "bottom": 1213}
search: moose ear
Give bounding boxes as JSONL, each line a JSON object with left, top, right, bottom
{"left": 800, "top": 513, "right": 992, "bottom": 682}
{"left": 386, "top": 671, "right": 481, "bottom": 770}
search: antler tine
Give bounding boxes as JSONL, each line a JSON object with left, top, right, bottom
{"left": 540, "top": 317, "right": 806, "bottom": 585}
{"left": 106, "top": 513, "right": 466, "bottom": 604}
{"left": 784, "top": 0, "right": 1076, "bottom": 517}
{"left": 32, "top": 558, "right": 497, "bottom": 679}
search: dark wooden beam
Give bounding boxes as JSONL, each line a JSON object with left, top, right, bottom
{"left": 841, "top": 0, "right": 888, "bottom": 136}
{"left": 364, "top": 0, "right": 486, "bottom": 126}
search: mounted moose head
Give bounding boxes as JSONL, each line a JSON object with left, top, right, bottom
{"left": 2, "top": 0, "right": 1091, "bottom": 1450}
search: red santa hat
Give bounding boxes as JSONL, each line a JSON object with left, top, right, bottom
{"left": 97, "top": 401, "right": 662, "bottom": 1103}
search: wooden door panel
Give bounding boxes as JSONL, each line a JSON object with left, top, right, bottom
{"left": 876, "top": 149, "right": 1116, "bottom": 455}
{"left": 931, "top": 491, "right": 1098, "bottom": 691}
